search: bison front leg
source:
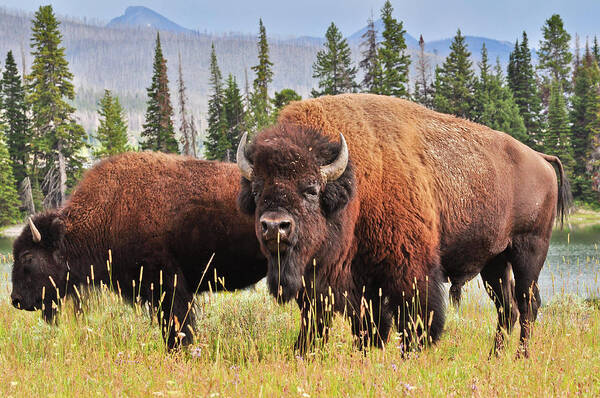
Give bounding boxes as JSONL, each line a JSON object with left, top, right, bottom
{"left": 294, "top": 289, "right": 332, "bottom": 355}
{"left": 392, "top": 275, "right": 446, "bottom": 354}
{"left": 152, "top": 270, "right": 196, "bottom": 350}
{"left": 349, "top": 302, "right": 393, "bottom": 351}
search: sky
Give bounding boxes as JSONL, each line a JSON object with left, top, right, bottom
{"left": 2, "top": 0, "right": 599, "bottom": 45}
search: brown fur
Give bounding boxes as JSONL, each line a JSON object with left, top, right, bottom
{"left": 11, "top": 152, "right": 265, "bottom": 348}
{"left": 242, "top": 93, "right": 569, "bottom": 356}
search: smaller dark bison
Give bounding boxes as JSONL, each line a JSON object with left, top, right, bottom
{"left": 11, "top": 152, "right": 265, "bottom": 348}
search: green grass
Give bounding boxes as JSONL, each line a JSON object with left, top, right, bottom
{"left": 0, "top": 270, "right": 599, "bottom": 397}
{"left": 564, "top": 208, "right": 600, "bottom": 229}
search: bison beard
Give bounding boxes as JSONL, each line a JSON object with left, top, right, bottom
{"left": 11, "top": 152, "right": 266, "bottom": 350}
{"left": 239, "top": 94, "right": 571, "bottom": 358}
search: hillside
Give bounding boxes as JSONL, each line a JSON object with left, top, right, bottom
{"left": 0, "top": 7, "right": 521, "bottom": 151}
{"left": 0, "top": 8, "right": 326, "bottom": 145}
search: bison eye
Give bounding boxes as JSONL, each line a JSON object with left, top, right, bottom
{"left": 301, "top": 184, "right": 319, "bottom": 199}
{"left": 251, "top": 181, "right": 263, "bottom": 199}
{"left": 23, "top": 264, "right": 32, "bottom": 276}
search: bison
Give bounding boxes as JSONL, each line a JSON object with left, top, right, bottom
{"left": 11, "top": 152, "right": 265, "bottom": 348}
{"left": 236, "top": 94, "right": 570, "bottom": 357}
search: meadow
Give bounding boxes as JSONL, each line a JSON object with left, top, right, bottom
{"left": 0, "top": 219, "right": 600, "bottom": 397}
{"left": 0, "top": 255, "right": 599, "bottom": 397}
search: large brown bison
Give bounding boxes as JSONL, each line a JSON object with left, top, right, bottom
{"left": 237, "top": 94, "right": 570, "bottom": 357}
{"left": 11, "top": 152, "right": 265, "bottom": 348}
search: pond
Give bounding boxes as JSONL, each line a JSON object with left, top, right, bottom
{"left": 1, "top": 226, "right": 599, "bottom": 302}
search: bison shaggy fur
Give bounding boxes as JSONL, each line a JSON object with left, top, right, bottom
{"left": 238, "top": 94, "right": 570, "bottom": 356}
{"left": 11, "top": 152, "right": 265, "bottom": 348}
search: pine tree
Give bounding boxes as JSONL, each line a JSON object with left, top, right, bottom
{"left": 27, "top": 5, "right": 87, "bottom": 208}
{"left": 378, "top": 1, "right": 410, "bottom": 97}
{"left": 204, "top": 43, "right": 227, "bottom": 160}
{"left": 247, "top": 19, "right": 274, "bottom": 132}
{"left": 176, "top": 52, "right": 196, "bottom": 157}
{"left": 311, "top": 22, "right": 358, "bottom": 97}
{"left": 413, "top": 35, "right": 434, "bottom": 108}
{"left": 593, "top": 36, "right": 600, "bottom": 65}
{"left": 222, "top": 74, "right": 245, "bottom": 162}
{"left": 507, "top": 32, "right": 544, "bottom": 148}
{"left": 359, "top": 15, "right": 382, "bottom": 93}
{"left": 1, "top": 50, "right": 29, "bottom": 185}
{"left": 537, "top": 14, "right": 573, "bottom": 95}
{"left": 141, "top": 32, "right": 178, "bottom": 153}
{"left": 433, "top": 29, "right": 476, "bottom": 119}
{"left": 0, "top": 130, "right": 21, "bottom": 225}
{"left": 251, "top": 19, "right": 274, "bottom": 106}
{"left": 273, "top": 88, "right": 301, "bottom": 111}
{"left": 473, "top": 43, "right": 491, "bottom": 120}
{"left": 94, "top": 90, "right": 130, "bottom": 158}
{"left": 570, "top": 44, "right": 600, "bottom": 200}
{"left": 474, "top": 50, "right": 527, "bottom": 142}
{"left": 546, "top": 80, "right": 575, "bottom": 175}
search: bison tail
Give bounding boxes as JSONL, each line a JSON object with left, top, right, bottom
{"left": 538, "top": 153, "right": 573, "bottom": 229}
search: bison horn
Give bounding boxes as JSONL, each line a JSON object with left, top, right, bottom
{"left": 236, "top": 132, "right": 254, "bottom": 181}
{"left": 320, "top": 133, "right": 349, "bottom": 183}
{"left": 28, "top": 217, "right": 41, "bottom": 243}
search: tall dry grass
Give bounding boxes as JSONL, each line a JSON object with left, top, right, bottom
{"left": 0, "top": 260, "right": 599, "bottom": 397}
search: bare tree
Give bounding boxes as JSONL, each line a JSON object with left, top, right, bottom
{"left": 413, "top": 35, "right": 434, "bottom": 108}
{"left": 19, "top": 177, "right": 35, "bottom": 215}
{"left": 189, "top": 115, "right": 198, "bottom": 158}
{"left": 176, "top": 52, "right": 194, "bottom": 157}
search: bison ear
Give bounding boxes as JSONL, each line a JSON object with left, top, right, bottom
{"left": 48, "top": 218, "right": 66, "bottom": 248}
{"left": 320, "top": 162, "right": 355, "bottom": 216}
{"left": 238, "top": 178, "right": 256, "bottom": 215}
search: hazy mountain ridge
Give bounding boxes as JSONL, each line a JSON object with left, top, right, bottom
{"left": 107, "top": 6, "right": 193, "bottom": 33}
{"left": 0, "top": 6, "right": 522, "bottom": 149}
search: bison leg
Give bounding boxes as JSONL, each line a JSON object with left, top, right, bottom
{"left": 294, "top": 289, "right": 332, "bottom": 355}
{"left": 148, "top": 268, "right": 196, "bottom": 350}
{"left": 449, "top": 282, "right": 464, "bottom": 308}
{"left": 480, "top": 253, "right": 519, "bottom": 357}
{"left": 508, "top": 235, "right": 548, "bottom": 358}
{"left": 349, "top": 295, "right": 393, "bottom": 350}
{"left": 393, "top": 273, "right": 446, "bottom": 353}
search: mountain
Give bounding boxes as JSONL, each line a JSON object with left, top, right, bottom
{"left": 348, "top": 19, "right": 419, "bottom": 48}
{"left": 107, "top": 6, "right": 192, "bottom": 33}
{"left": 348, "top": 20, "right": 518, "bottom": 64}
{"left": 425, "top": 36, "right": 516, "bottom": 64}
{"left": 0, "top": 6, "right": 532, "bottom": 153}
{"left": 0, "top": 8, "right": 324, "bottom": 145}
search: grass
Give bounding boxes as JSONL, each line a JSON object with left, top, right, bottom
{"left": 564, "top": 207, "right": 600, "bottom": 229}
{"left": 0, "top": 263, "right": 599, "bottom": 397}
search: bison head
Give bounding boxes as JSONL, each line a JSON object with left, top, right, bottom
{"left": 11, "top": 212, "right": 67, "bottom": 322}
{"left": 237, "top": 125, "right": 356, "bottom": 302}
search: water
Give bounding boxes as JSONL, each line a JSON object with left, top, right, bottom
{"left": 1, "top": 227, "right": 599, "bottom": 302}
{"left": 540, "top": 225, "right": 600, "bottom": 301}
{"left": 0, "top": 236, "right": 13, "bottom": 294}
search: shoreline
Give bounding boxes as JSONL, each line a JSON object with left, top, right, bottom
{"left": 0, "top": 224, "right": 24, "bottom": 239}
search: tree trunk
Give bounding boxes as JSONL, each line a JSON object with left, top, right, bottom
{"left": 58, "top": 140, "right": 67, "bottom": 206}
{"left": 19, "top": 177, "right": 35, "bottom": 215}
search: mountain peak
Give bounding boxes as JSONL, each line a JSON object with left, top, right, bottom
{"left": 107, "top": 6, "right": 191, "bottom": 33}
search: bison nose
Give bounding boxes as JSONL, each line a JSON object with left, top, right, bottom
{"left": 260, "top": 213, "right": 295, "bottom": 241}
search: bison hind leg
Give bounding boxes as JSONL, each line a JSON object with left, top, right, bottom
{"left": 508, "top": 233, "right": 549, "bottom": 359}
{"left": 480, "top": 253, "right": 519, "bottom": 358}
{"left": 449, "top": 282, "right": 463, "bottom": 308}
